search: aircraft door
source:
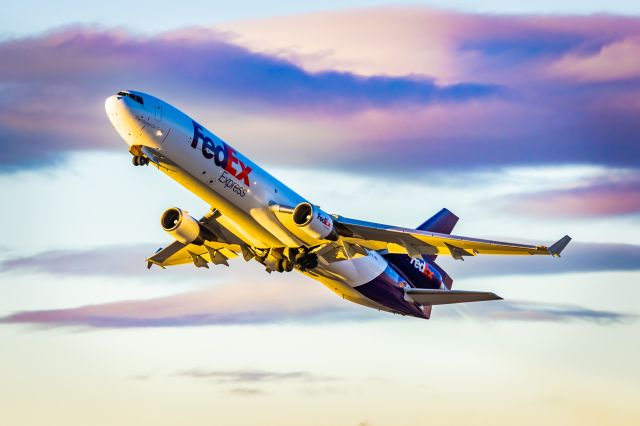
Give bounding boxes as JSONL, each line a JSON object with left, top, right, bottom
{"left": 154, "top": 103, "right": 162, "bottom": 121}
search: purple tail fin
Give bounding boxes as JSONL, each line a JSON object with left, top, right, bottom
{"left": 383, "top": 208, "right": 457, "bottom": 292}
{"left": 417, "top": 208, "right": 459, "bottom": 234}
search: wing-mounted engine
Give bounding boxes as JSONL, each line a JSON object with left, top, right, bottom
{"left": 160, "top": 207, "right": 206, "bottom": 245}
{"left": 150, "top": 208, "right": 245, "bottom": 269}
{"left": 292, "top": 202, "right": 338, "bottom": 242}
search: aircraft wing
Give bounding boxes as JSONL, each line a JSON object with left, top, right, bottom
{"left": 146, "top": 240, "right": 241, "bottom": 268}
{"left": 146, "top": 209, "right": 244, "bottom": 269}
{"left": 333, "top": 216, "right": 571, "bottom": 259}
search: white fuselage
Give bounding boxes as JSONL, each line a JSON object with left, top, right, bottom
{"left": 106, "top": 90, "right": 394, "bottom": 312}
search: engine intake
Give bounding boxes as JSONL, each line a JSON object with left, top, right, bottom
{"left": 292, "top": 202, "right": 338, "bottom": 241}
{"left": 160, "top": 207, "right": 204, "bottom": 245}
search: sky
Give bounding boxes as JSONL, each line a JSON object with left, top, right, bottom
{"left": 1, "top": 2, "right": 639, "bottom": 425}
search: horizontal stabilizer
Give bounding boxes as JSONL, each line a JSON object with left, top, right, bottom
{"left": 404, "top": 288, "right": 502, "bottom": 305}
{"left": 548, "top": 235, "right": 571, "bottom": 257}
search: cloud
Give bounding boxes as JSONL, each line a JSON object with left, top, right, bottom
{"left": 0, "top": 9, "right": 639, "bottom": 174}
{"left": 504, "top": 172, "right": 640, "bottom": 218}
{"left": 0, "top": 279, "right": 372, "bottom": 329}
{"left": 174, "top": 368, "right": 335, "bottom": 397}
{"left": 454, "top": 301, "right": 636, "bottom": 324}
{"left": 176, "top": 369, "right": 328, "bottom": 383}
{"left": 0, "top": 281, "right": 633, "bottom": 329}
{"left": 0, "top": 26, "right": 498, "bottom": 171}
{"left": 0, "top": 301, "right": 364, "bottom": 328}
{"left": 0, "top": 27, "right": 495, "bottom": 108}
{"left": 227, "top": 387, "right": 266, "bottom": 396}
{"left": 548, "top": 36, "right": 640, "bottom": 82}
{"left": 217, "top": 8, "right": 640, "bottom": 173}
{"left": 220, "top": 8, "right": 640, "bottom": 81}
{"left": 0, "top": 244, "right": 161, "bottom": 277}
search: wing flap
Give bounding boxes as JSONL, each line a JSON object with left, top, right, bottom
{"left": 405, "top": 288, "right": 502, "bottom": 305}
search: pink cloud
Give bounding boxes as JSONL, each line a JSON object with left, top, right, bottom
{"left": 1, "top": 286, "right": 632, "bottom": 328}
{"left": 1, "top": 8, "right": 639, "bottom": 174}
{"left": 0, "top": 279, "right": 361, "bottom": 328}
{"left": 220, "top": 8, "right": 640, "bottom": 84}
{"left": 548, "top": 36, "right": 640, "bottom": 82}
{"left": 507, "top": 173, "right": 640, "bottom": 217}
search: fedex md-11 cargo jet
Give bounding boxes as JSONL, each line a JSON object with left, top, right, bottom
{"left": 106, "top": 90, "right": 571, "bottom": 319}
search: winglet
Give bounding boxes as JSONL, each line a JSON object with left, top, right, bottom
{"left": 548, "top": 235, "right": 571, "bottom": 257}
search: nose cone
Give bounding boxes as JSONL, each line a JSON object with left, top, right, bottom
{"left": 105, "top": 94, "right": 146, "bottom": 146}
{"left": 105, "top": 95, "right": 120, "bottom": 127}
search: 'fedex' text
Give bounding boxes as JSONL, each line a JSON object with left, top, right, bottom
{"left": 191, "top": 121, "right": 252, "bottom": 187}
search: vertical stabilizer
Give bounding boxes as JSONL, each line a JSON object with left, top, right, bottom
{"left": 416, "top": 208, "right": 459, "bottom": 234}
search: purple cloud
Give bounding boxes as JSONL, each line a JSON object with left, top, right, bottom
{"left": 0, "top": 28, "right": 496, "bottom": 107}
{"left": 0, "top": 245, "right": 160, "bottom": 277}
{"left": 456, "top": 301, "right": 635, "bottom": 324}
{"left": 505, "top": 173, "right": 640, "bottom": 218}
{"left": 0, "top": 285, "right": 371, "bottom": 328}
{"left": 0, "top": 10, "right": 639, "bottom": 174}
{"left": 0, "top": 285, "right": 633, "bottom": 329}
{"left": 0, "top": 27, "right": 499, "bottom": 171}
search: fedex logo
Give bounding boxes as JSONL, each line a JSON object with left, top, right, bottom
{"left": 317, "top": 212, "right": 332, "bottom": 228}
{"left": 191, "top": 121, "right": 252, "bottom": 186}
{"left": 409, "top": 257, "right": 435, "bottom": 280}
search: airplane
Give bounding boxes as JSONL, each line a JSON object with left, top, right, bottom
{"left": 105, "top": 90, "right": 571, "bottom": 320}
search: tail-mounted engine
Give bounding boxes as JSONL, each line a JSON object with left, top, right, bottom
{"left": 160, "top": 207, "right": 205, "bottom": 245}
{"left": 292, "top": 202, "right": 338, "bottom": 241}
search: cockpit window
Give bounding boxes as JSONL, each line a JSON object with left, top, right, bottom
{"left": 116, "top": 91, "right": 144, "bottom": 105}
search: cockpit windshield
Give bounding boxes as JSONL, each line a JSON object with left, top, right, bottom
{"left": 117, "top": 91, "right": 144, "bottom": 105}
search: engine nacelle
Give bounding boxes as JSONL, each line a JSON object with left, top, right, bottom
{"left": 160, "top": 207, "right": 204, "bottom": 245}
{"left": 292, "top": 202, "right": 338, "bottom": 241}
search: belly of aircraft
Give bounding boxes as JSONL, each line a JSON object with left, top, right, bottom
{"left": 308, "top": 252, "right": 427, "bottom": 318}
